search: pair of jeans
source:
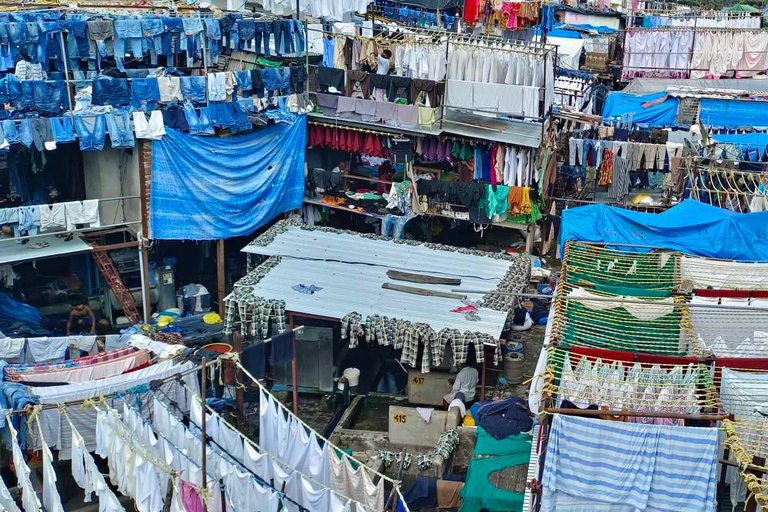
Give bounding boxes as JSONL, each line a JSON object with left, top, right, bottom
{"left": 32, "top": 80, "right": 65, "bottom": 116}
{"left": 2, "top": 119, "right": 20, "bottom": 144}
{"left": 204, "top": 18, "right": 221, "bottom": 62}
{"left": 37, "top": 21, "right": 64, "bottom": 70}
{"left": 261, "top": 67, "right": 290, "bottom": 94}
{"left": 183, "top": 101, "right": 213, "bottom": 135}
{"left": 290, "top": 20, "right": 304, "bottom": 55}
{"left": 74, "top": 114, "right": 106, "bottom": 151}
{"left": 254, "top": 21, "right": 271, "bottom": 56}
{"left": 18, "top": 118, "right": 34, "bottom": 148}
{"left": 219, "top": 13, "right": 241, "bottom": 51}
{"left": 141, "top": 18, "right": 164, "bottom": 65}
{"left": 381, "top": 214, "right": 411, "bottom": 239}
{"left": 234, "top": 70, "right": 251, "bottom": 97}
{"left": 19, "top": 81, "right": 34, "bottom": 110}
{"left": 114, "top": 20, "right": 144, "bottom": 71}
{"left": 106, "top": 112, "right": 135, "bottom": 148}
{"left": 181, "top": 17, "right": 203, "bottom": 66}
{"left": 238, "top": 20, "right": 255, "bottom": 51}
{"left": 131, "top": 77, "right": 161, "bottom": 110}
{"left": 272, "top": 19, "right": 293, "bottom": 56}
{"left": 180, "top": 76, "right": 207, "bottom": 104}
{"left": 92, "top": 77, "right": 131, "bottom": 108}
{"left": 7, "top": 22, "right": 27, "bottom": 62}
{"left": 50, "top": 116, "right": 75, "bottom": 142}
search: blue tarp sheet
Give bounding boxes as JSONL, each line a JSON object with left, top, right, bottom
{"left": 560, "top": 199, "right": 768, "bottom": 261}
{"left": 700, "top": 99, "right": 768, "bottom": 129}
{"left": 602, "top": 92, "right": 680, "bottom": 126}
{"left": 150, "top": 118, "right": 306, "bottom": 240}
{"left": 711, "top": 132, "right": 768, "bottom": 149}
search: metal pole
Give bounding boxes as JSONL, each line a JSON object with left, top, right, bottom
{"left": 439, "top": 39, "right": 449, "bottom": 130}
{"left": 58, "top": 31, "right": 76, "bottom": 125}
{"left": 233, "top": 331, "right": 244, "bottom": 429}
{"left": 289, "top": 312, "right": 298, "bottom": 415}
{"left": 217, "top": 239, "right": 226, "bottom": 316}
{"left": 137, "top": 242, "right": 150, "bottom": 322}
{"left": 200, "top": 356, "right": 208, "bottom": 512}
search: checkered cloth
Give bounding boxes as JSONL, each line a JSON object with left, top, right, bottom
{"left": 341, "top": 312, "right": 364, "bottom": 347}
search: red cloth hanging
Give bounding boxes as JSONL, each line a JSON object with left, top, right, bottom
{"left": 464, "top": 0, "right": 481, "bottom": 23}
{"left": 490, "top": 145, "right": 498, "bottom": 185}
{"left": 339, "top": 128, "right": 348, "bottom": 152}
{"left": 363, "top": 133, "right": 377, "bottom": 156}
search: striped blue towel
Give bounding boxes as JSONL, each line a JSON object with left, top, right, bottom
{"left": 541, "top": 415, "right": 718, "bottom": 512}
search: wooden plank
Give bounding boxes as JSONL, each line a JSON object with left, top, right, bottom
{"left": 382, "top": 282, "right": 466, "bottom": 300}
{"left": 386, "top": 270, "right": 462, "bottom": 286}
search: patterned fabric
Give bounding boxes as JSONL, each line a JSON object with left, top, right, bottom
{"left": 4, "top": 346, "right": 138, "bottom": 376}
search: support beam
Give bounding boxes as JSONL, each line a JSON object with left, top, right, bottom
{"left": 217, "top": 239, "right": 226, "bottom": 316}
{"left": 289, "top": 312, "right": 298, "bottom": 415}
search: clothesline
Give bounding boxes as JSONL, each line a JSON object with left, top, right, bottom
{"left": 175, "top": 382, "right": 401, "bottom": 512}
{"left": 235, "top": 359, "right": 405, "bottom": 488}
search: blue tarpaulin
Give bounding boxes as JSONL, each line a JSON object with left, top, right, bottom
{"left": 700, "top": 99, "right": 768, "bottom": 129}
{"left": 602, "top": 92, "right": 680, "bottom": 126}
{"left": 560, "top": 199, "right": 768, "bottom": 261}
{"left": 150, "top": 119, "right": 306, "bottom": 240}
{"left": 711, "top": 132, "right": 768, "bottom": 149}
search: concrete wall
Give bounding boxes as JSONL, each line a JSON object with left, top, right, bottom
{"left": 82, "top": 148, "right": 141, "bottom": 234}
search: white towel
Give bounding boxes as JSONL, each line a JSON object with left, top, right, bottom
{"left": 416, "top": 407, "right": 434, "bottom": 423}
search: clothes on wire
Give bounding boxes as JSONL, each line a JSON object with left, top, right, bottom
{"left": 540, "top": 414, "right": 719, "bottom": 512}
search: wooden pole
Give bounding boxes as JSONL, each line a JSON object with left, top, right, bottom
{"left": 543, "top": 407, "right": 728, "bottom": 421}
{"left": 233, "top": 332, "right": 245, "bottom": 430}
{"left": 137, "top": 140, "right": 153, "bottom": 322}
{"left": 217, "top": 239, "right": 226, "bottom": 316}
{"left": 289, "top": 313, "right": 298, "bottom": 415}
{"left": 200, "top": 357, "right": 208, "bottom": 512}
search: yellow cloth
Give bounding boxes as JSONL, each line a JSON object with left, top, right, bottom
{"left": 521, "top": 187, "right": 532, "bottom": 215}
{"left": 203, "top": 312, "right": 223, "bottom": 324}
{"left": 418, "top": 107, "right": 436, "bottom": 126}
{"left": 157, "top": 315, "right": 174, "bottom": 327}
{"left": 463, "top": 414, "right": 476, "bottom": 426}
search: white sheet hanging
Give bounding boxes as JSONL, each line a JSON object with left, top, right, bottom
{"left": 329, "top": 450, "right": 385, "bottom": 512}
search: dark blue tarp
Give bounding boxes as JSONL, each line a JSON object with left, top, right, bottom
{"left": 602, "top": 92, "right": 680, "bottom": 126}
{"left": 700, "top": 99, "right": 768, "bottom": 129}
{"left": 560, "top": 199, "right": 768, "bottom": 261}
{"left": 150, "top": 118, "right": 307, "bottom": 240}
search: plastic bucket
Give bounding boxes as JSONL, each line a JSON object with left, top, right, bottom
{"left": 343, "top": 367, "right": 361, "bottom": 387}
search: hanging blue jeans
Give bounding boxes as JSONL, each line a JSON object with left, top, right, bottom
{"left": 272, "top": 19, "right": 293, "bottom": 56}
{"left": 3, "top": 119, "right": 20, "bottom": 144}
{"left": 37, "top": 20, "right": 64, "bottom": 71}
{"left": 381, "top": 215, "right": 411, "bottom": 239}
{"left": 23, "top": 22, "right": 38, "bottom": 62}
{"left": 74, "top": 114, "right": 106, "bottom": 151}
{"left": 219, "top": 13, "right": 241, "bottom": 52}
{"left": 50, "top": 116, "right": 76, "bottom": 143}
{"left": 181, "top": 18, "right": 203, "bottom": 67}
{"left": 7, "top": 22, "right": 26, "bottom": 62}
{"left": 32, "top": 80, "right": 65, "bottom": 116}
{"left": 204, "top": 18, "right": 221, "bottom": 62}
{"left": 183, "top": 101, "right": 213, "bottom": 135}
{"left": 106, "top": 112, "right": 135, "bottom": 148}
{"left": 254, "top": 21, "right": 271, "bottom": 56}
{"left": 18, "top": 119, "right": 33, "bottom": 148}
{"left": 19, "top": 81, "right": 34, "bottom": 110}
{"left": 290, "top": 20, "right": 304, "bottom": 55}
{"left": 234, "top": 70, "right": 252, "bottom": 97}
{"left": 141, "top": 18, "right": 164, "bottom": 65}
{"left": 131, "top": 77, "right": 160, "bottom": 110}
{"left": 114, "top": 20, "right": 144, "bottom": 71}
{"left": 180, "top": 76, "right": 207, "bottom": 105}
{"left": 92, "top": 77, "right": 131, "bottom": 108}
{"left": 238, "top": 20, "right": 255, "bottom": 51}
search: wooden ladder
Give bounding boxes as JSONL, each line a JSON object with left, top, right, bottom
{"left": 91, "top": 249, "right": 142, "bottom": 324}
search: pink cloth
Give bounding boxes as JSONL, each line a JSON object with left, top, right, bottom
{"left": 451, "top": 305, "right": 478, "bottom": 313}
{"left": 180, "top": 480, "right": 204, "bottom": 512}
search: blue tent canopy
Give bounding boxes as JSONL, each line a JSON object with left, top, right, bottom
{"left": 602, "top": 92, "right": 680, "bottom": 126}
{"left": 560, "top": 199, "right": 768, "bottom": 261}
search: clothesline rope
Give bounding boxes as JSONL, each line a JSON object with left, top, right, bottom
{"left": 234, "top": 359, "right": 403, "bottom": 486}
{"left": 176, "top": 381, "right": 403, "bottom": 512}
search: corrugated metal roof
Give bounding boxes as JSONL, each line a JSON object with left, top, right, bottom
{"left": 242, "top": 227, "right": 519, "bottom": 337}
